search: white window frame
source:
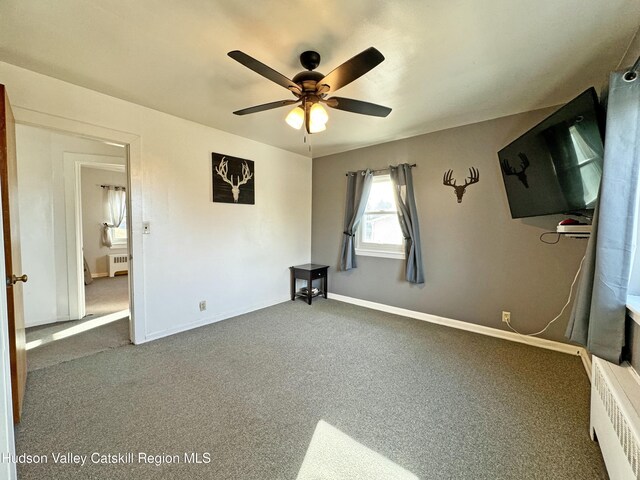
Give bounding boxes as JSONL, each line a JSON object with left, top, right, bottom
{"left": 110, "top": 221, "right": 128, "bottom": 248}
{"left": 355, "top": 174, "right": 405, "bottom": 260}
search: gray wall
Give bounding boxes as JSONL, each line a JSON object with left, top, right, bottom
{"left": 312, "top": 108, "right": 588, "bottom": 343}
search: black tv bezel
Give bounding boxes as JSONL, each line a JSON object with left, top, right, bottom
{"left": 498, "top": 87, "right": 605, "bottom": 219}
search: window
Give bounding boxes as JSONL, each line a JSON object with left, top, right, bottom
{"left": 568, "top": 124, "right": 603, "bottom": 208}
{"left": 111, "top": 211, "right": 128, "bottom": 246}
{"left": 355, "top": 174, "right": 405, "bottom": 259}
{"left": 103, "top": 187, "right": 128, "bottom": 248}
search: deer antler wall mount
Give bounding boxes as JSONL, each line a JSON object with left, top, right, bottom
{"left": 212, "top": 153, "right": 255, "bottom": 205}
{"left": 443, "top": 167, "right": 480, "bottom": 203}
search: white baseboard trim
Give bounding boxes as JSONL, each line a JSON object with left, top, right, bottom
{"left": 329, "top": 293, "right": 591, "bottom": 378}
{"left": 143, "top": 295, "right": 289, "bottom": 344}
{"left": 580, "top": 349, "right": 592, "bottom": 382}
{"left": 25, "top": 315, "right": 72, "bottom": 329}
{"left": 91, "top": 272, "right": 109, "bottom": 279}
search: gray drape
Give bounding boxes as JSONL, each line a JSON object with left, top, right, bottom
{"left": 566, "top": 71, "right": 640, "bottom": 364}
{"left": 340, "top": 169, "right": 373, "bottom": 270}
{"left": 389, "top": 163, "right": 424, "bottom": 284}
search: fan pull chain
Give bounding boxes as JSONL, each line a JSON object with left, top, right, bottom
{"left": 303, "top": 134, "right": 312, "bottom": 154}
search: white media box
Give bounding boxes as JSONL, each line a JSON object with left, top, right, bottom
{"left": 556, "top": 224, "right": 592, "bottom": 238}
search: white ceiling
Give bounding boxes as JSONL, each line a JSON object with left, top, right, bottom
{"left": 0, "top": 0, "right": 638, "bottom": 158}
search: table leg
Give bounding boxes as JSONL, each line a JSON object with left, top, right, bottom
{"left": 323, "top": 274, "right": 328, "bottom": 299}
{"left": 307, "top": 276, "right": 312, "bottom": 305}
{"left": 290, "top": 267, "right": 295, "bottom": 301}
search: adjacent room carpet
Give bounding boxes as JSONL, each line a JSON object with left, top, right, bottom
{"left": 15, "top": 300, "right": 606, "bottom": 479}
{"left": 85, "top": 274, "right": 129, "bottom": 318}
{"left": 24, "top": 274, "right": 131, "bottom": 371}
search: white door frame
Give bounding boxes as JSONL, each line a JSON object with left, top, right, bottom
{"left": 65, "top": 157, "right": 126, "bottom": 321}
{"left": 14, "top": 107, "right": 145, "bottom": 344}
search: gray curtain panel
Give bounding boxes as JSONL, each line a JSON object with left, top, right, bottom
{"left": 566, "top": 71, "right": 640, "bottom": 364}
{"left": 340, "top": 169, "right": 373, "bottom": 271}
{"left": 389, "top": 164, "right": 425, "bottom": 284}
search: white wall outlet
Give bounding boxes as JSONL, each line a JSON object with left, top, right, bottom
{"left": 502, "top": 311, "right": 511, "bottom": 323}
{"left": 199, "top": 301, "right": 206, "bottom": 312}
{"left": 143, "top": 222, "right": 150, "bottom": 234}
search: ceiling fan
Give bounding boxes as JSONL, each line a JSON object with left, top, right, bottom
{"left": 228, "top": 47, "right": 392, "bottom": 134}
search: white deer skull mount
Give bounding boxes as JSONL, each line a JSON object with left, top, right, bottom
{"left": 215, "top": 157, "right": 253, "bottom": 203}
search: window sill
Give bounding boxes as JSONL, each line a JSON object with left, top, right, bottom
{"left": 627, "top": 295, "right": 640, "bottom": 326}
{"left": 355, "top": 248, "right": 405, "bottom": 260}
{"left": 109, "top": 243, "right": 128, "bottom": 250}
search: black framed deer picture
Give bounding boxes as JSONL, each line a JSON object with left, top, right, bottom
{"left": 212, "top": 152, "right": 255, "bottom": 205}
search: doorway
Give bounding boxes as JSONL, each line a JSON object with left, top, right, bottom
{"left": 14, "top": 125, "right": 133, "bottom": 370}
{"left": 80, "top": 163, "right": 129, "bottom": 318}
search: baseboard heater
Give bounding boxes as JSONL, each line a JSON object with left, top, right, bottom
{"left": 591, "top": 356, "right": 640, "bottom": 479}
{"left": 107, "top": 253, "right": 129, "bottom": 277}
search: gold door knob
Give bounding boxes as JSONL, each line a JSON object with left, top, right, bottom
{"left": 9, "top": 274, "right": 27, "bottom": 285}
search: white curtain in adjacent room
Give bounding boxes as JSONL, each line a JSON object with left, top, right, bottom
{"left": 102, "top": 186, "right": 126, "bottom": 248}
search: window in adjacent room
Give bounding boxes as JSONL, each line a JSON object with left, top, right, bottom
{"left": 111, "top": 211, "right": 128, "bottom": 246}
{"left": 355, "top": 174, "right": 405, "bottom": 259}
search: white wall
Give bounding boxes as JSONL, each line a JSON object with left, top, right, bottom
{"left": 2, "top": 61, "right": 312, "bottom": 340}
{"left": 81, "top": 166, "right": 127, "bottom": 276}
{"left": 15, "top": 125, "right": 125, "bottom": 327}
{"left": 0, "top": 197, "right": 17, "bottom": 479}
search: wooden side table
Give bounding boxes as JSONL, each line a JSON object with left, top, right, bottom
{"left": 290, "top": 264, "right": 329, "bottom": 305}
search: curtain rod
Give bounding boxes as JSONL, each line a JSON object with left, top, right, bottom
{"left": 345, "top": 164, "right": 417, "bottom": 176}
{"left": 100, "top": 184, "right": 126, "bottom": 189}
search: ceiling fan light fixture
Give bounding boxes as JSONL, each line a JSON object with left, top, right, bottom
{"left": 309, "top": 121, "right": 327, "bottom": 134}
{"left": 307, "top": 102, "right": 328, "bottom": 134}
{"left": 309, "top": 102, "right": 329, "bottom": 125}
{"left": 285, "top": 106, "right": 304, "bottom": 130}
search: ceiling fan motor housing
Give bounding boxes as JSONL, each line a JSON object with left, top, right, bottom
{"left": 292, "top": 70, "right": 324, "bottom": 94}
{"left": 300, "top": 50, "right": 321, "bottom": 70}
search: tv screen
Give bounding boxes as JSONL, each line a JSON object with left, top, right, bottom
{"left": 498, "top": 88, "right": 604, "bottom": 219}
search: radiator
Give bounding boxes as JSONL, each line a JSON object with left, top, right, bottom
{"left": 591, "top": 356, "right": 640, "bottom": 479}
{"left": 107, "top": 254, "right": 129, "bottom": 277}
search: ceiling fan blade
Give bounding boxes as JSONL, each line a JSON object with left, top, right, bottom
{"left": 324, "top": 97, "right": 391, "bottom": 117}
{"left": 233, "top": 99, "right": 299, "bottom": 116}
{"left": 228, "top": 51, "right": 301, "bottom": 96}
{"left": 317, "top": 47, "right": 385, "bottom": 94}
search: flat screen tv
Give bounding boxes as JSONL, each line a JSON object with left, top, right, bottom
{"left": 498, "top": 87, "right": 604, "bottom": 219}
